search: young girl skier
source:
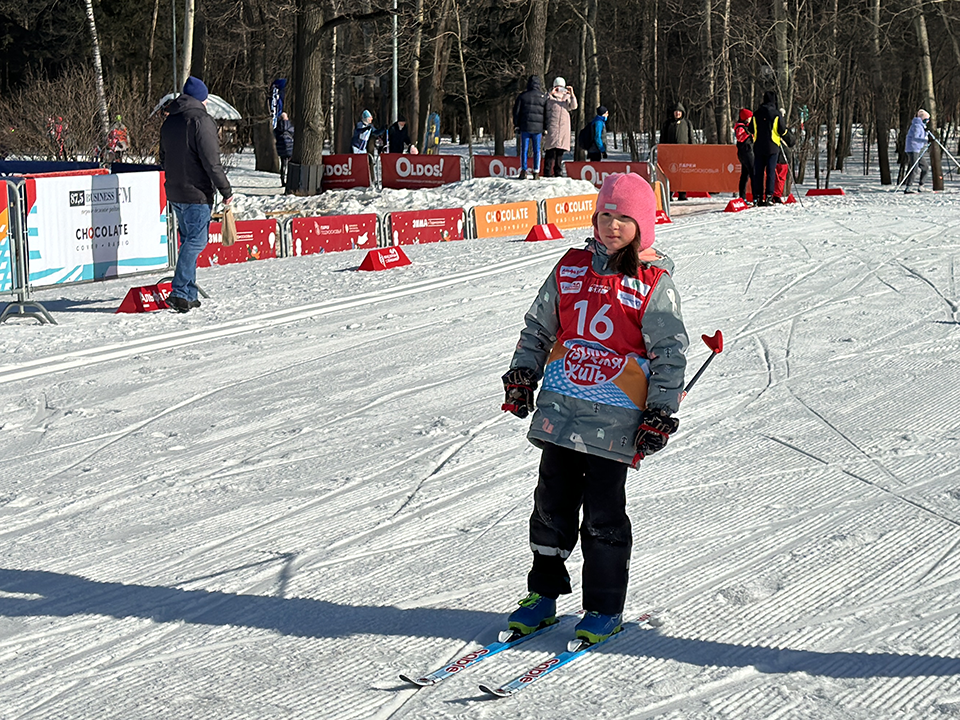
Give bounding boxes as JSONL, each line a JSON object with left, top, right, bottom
{"left": 501, "top": 172, "right": 688, "bottom": 644}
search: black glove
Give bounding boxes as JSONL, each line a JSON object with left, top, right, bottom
{"left": 635, "top": 408, "right": 679, "bottom": 457}
{"left": 602, "top": 151, "right": 608, "bottom": 159}
{"left": 501, "top": 368, "right": 537, "bottom": 418}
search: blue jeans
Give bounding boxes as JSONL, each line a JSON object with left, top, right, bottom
{"left": 171, "top": 202, "right": 212, "bottom": 302}
{"left": 520, "top": 132, "right": 541, "bottom": 172}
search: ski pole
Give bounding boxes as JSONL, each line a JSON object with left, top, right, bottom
{"left": 894, "top": 143, "right": 928, "bottom": 193}
{"left": 681, "top": 330, "right": 723, "bottom": 401}
{"left": 780, "top": 144, "right": 804, "bottom": 208}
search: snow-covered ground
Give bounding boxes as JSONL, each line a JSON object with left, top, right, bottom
{"left": 2, "top": 136, "right": 960, "bottom": 719}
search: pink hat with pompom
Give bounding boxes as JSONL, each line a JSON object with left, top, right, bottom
{"left": 592, "top": 173, "right": 658, "bottom": 250}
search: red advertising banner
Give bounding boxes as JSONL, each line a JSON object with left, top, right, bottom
{"left": 381, "top": 155, "right": 461, "bottom": 189}
{"left": 564, "top": 161, "right": 651, "bottom": 188}
{"left": 321, "top": 154, "right": 372, "bottom": 190}
{"left": 655, "top": 144, "right": 740, "bottom": 193}
{"left": 472, "top": 155, "right": 542, "bottom": 179}
{"left": 389, "top": 208, "right": 465, "bottom": 245}
{"left": 199, "top": 218, "right": 278, "bottom": 267}
{"left": 116, "top": 282, "right": 172, "bottom": 313}
{"left": 290, "top": 214, "right": 379, "bottom": 255}
{"left": 543, "top": 193, "right": 598, "bottom": 230}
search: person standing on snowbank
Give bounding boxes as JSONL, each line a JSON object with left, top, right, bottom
{"left": 274, "top": 112, "right": 294, "bottom": 186}
{"left": 904, "top": 109, "right": 931, "bottom": 194}
{"left": 542, "top": 78, "right": 578, "bottom": 177}
{"left": 500, "top": 172, "right": 688, "bottom": 645}
{"left": 513, "top": 75, "right": 548, "bottom": 179}
{"left": 659, "top": 102, "right": 695, "bottom": 201}
{"left": 159, "top": 76, "right": 233, "bottom": 314}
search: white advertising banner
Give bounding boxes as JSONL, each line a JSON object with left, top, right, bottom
{"left": 26, "top": 172, "right": 169, "bottom": 288}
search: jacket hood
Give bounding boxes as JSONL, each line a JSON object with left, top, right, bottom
{"left": 738, "top": 108, "right": 753, "bottom": 121}
{"left": 167, "top": 94, "right": 207, "bottom": 116}
{"left": 526, "top": 75, "right": 543, "bottom": 92}
{"left": 762, "top": 91, "right": 777, "bottom": 105}
{"left": 670, "top": 102, "right": 686, "bottom": 116}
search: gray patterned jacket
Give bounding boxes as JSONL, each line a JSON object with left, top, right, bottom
{"left": 508, "top": 239, "right": 689, "bottom": 466}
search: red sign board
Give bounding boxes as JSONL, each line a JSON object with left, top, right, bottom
{"left": 565, "top": 161, "right": 651, "bottom": 188}
{"left": 290, "top": 214, "right": 379, "bottom": 255}
{"left": 389, "top": 208, "right": 465, "bottom": 245}
{"left": 472, "top": 155, "right": 542, "bottom": 179}
{"left": 321, "top": 154, "right": 372, "bottom": 190}
{"left": 198, "top": 218, "right": 278, "bottom": 267}
{"left": 381, "top": 155, "right": 461, "bottom": 189}
{"left": 358, "top": 246, "right": 412, "bottom": 271}
{"left": 116, "top": 282, "right": 172, "bottom": 314}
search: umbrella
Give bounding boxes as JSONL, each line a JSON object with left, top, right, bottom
{"left": 151, "top": 93, "right": 242, "bottom": 120}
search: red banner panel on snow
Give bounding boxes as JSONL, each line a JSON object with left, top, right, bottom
{"left": 564, "top": 161, "right": 651, "bottom": 188}
{"left": 388, "top": 208, "right": 465, "bottom": 245}
{"left": 724, "top": 198, "right": 750, "bottom": 213}
{"left": 290, "top": 214, "right": 379, "bottom": 255}
{"left": 524, "top": 223, "right": 564, "bottom": 242}
{"left": 358, "top": 246, "right": 411, "bottom": 271}
{"left": 115, "top": 282, "right": 173, "bottom": 313}
{"left": 380, "top": 155, "right": 461, "bottom": 190}
{"left": 472, "top": 155, "right": 542, "bottom": 179}
{"left": 806, "top": 188, "right": 845, "bottom": 196}
{"left": 321, "top": 154, "right": 372, "bottom": 190}
{"left": 198, "top": 218, "right": 278, "bottom": 267}
{"left": 655, "top": 144, "right": 739, "bottom": 193}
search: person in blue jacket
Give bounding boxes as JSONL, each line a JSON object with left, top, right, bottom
{"left": 903, "top": 109, "right": 930, "bottom": 194}
{"left": 587, "top": 106, "right": 609, "bottom": 162}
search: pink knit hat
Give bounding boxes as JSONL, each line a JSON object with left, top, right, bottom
{"left": 592, "top": 173, "right": 657, "bottom": 250}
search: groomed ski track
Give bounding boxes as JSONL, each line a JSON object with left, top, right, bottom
{"left": 2, "top": 197, "right": 960, "bottom": 720}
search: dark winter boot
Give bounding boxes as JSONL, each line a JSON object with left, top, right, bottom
{"left": 518, "top": 170, "right": 528, "bottom": 180}
{"left": 531, "top": 171, "right": 539, "bottom": 180}
{"left": 507, "top": 592, "right": 557, "bottom": 635}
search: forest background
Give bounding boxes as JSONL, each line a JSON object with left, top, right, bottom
{"left": 0, "top": 0, "right": 957, "bottom": 193}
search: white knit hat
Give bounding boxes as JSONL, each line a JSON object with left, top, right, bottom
{"left": 553, "top": 77, "right": 566, "bottom": 88}
{"left": 917, "top": 109, "right": 930, "bottom": 120}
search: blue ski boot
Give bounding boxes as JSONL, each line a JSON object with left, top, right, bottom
{"left": 574, "top": 611, "right": 622, "bottom": 645}
{"left": 507, "top": 592, "right": 558, "bottom": 636}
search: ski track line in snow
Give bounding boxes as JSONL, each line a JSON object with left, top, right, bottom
{"left": 0, "top": 246, "right": 568, "bottom": 386}
{"left": 897, "top": 260, "right": 960, "bottom": 319}
{"left": 762, "top": 433, "right": 960, "bottom": 530}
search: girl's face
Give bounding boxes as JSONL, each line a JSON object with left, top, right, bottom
{"left": 596, "top": 211, "right": 638, "bottom": 252}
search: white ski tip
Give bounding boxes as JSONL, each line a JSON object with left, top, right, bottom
{"left": 399, "top": 673, "right": 435, "bottom": 687}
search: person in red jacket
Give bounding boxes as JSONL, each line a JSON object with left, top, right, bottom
{"left": 734, "top": 109, "right": 754, "bottom": 201}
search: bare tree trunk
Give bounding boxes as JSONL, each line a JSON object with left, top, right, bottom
{"left": 289, "top": 0, "right": 326, "bottom": 193}
{"left": 241, "top": 0, "right": 279, "bottom": 174}
{"left": 586, "top": 0, "right": 600, "bottom": 116}
{"left": 181, "top": 0, "right": 196, "bottom": 85}
{"left": 409, "top": 0, "right": 424, "bottom": 147}
{"left": 718, "top": 0, "right": 732, "bottom": 143}
{"left": 524, "top": 0, "right": 547, "bottom": 79}
{"left": 146, "top": 0, "right": 160, "bottom": 102}
{"left": 914, "top": 0, "right": 943, "bottom": 190}
{"left": 424, "top": 0, "right": 453, "bottom": 143}
{"left": 700, "top": 0, "right": 718, "bottom": 143}
{"left": 453, "top": 0, "right": 473, "bottom": 156}
{"left": 336, "top": 21, "right": 353, "bottom": 154}
{"left": 575, "top": 19, "right": 588, "bottom": 160}
{"left": 772, "top": 0, "right": 790, "bottom": 105}
{"left": 361, "top": 0, "right": 377, "bottom": 111}
{"left": 871, "top": 0, "right": 892, "bottom": 184}
{"left": 84, "top": 0, "right": 111, "bottom": 142}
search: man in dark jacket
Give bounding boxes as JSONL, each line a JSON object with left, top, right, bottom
{"left": 513, "top": 76, "right": 547, "bottom": 179}
{"left": 386, "top": 116, "right": 411, "bottom": 153}
{"left": 659, "top": 102, "right": 695, "bottom": 200}
{"left": 749, "top": 91, "right": 785, "bottom": 206}
{"left": 159, "top": 76, "right": 233, "bottom": 313}
{"left": 273, "top": 112, "right": 294, "bottom": 186}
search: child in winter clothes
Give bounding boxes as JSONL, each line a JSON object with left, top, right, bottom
{"left": 904, "top": 109, "right": 931, "bottom": 194}
{"left": 501, "top": 172, "right": 688, "bottom": 644}
{"left": 734, "top": 109, "right": 754, "bottom": 200}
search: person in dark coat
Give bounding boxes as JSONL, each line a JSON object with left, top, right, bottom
{"left": 733, "top": 108, "right": 754, "bottom": 201}
{"left": 273, "top": 112, "right": 294, "bottom": 186}
{"left": 748, "top": 91, "right": 786, "bottom": 206}
{"left": 659, "top": 102, "right": 695, "bottom": 200}
{"left": 513, "top": 75, "right": 548, "bottom": 179}
{"left": 159, "top": 76, "right": 232, "bottom": 314}
{"left": 386, "top": 116, "right": 411, "bottom": 153}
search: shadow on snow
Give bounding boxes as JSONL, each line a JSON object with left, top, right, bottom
{"left": 2, "top": 567, "right": 959, "bottom": 680}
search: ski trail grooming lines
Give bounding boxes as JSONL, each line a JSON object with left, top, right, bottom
{"left": 479, "top": 612, "right": 656, "bottom": 697}
{"left": 399, "top": 617, "right": 567, "bottom": 687}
